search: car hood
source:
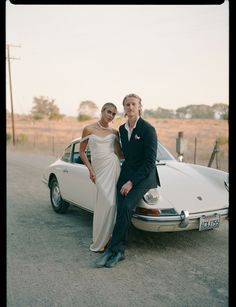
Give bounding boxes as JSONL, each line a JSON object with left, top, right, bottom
{"left": 157, "top": 161, "right": 228, "bottom": 214}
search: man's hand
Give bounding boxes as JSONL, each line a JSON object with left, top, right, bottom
{"left": 120, "top": 180, "right": 133, "bottom": 196}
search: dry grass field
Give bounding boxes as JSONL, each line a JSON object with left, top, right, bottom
{"left": 6, "top": 115, "right": 228, "bottom": 172}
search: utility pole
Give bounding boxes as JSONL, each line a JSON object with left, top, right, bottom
{"left": 6, "top": 43, "right": 21, "bottom": 145}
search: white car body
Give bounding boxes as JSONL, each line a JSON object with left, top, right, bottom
{"left": 42, "top": 138, "right": 229, "bottom": 233}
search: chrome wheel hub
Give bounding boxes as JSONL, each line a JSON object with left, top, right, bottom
{"left": 52, "top": 185, "right": 61, "bottom": 208}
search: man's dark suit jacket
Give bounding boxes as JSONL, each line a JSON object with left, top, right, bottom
{"left": 117, "top": 117, "right": 160, "bottom": 190}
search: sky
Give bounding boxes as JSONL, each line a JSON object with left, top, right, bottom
{"left": 6, "top": 1, "right": 229, "bottom": 116}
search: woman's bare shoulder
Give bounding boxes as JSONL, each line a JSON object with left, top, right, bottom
{"left": 82, "top": 123, "right": 97, "bottom": 135}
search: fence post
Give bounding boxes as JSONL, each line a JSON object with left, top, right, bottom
{"left": 176, "top": 131, "right": 185, "bottom": 162}
{"left": 215, "top": 141, "right": 220, "bottom": 169}
{"left": 208, "top": 139, "right": 220, "bottom": 168}
{"left": 193, "top": 137, "right": 197, "bottom": 164}
{"left": 52, "top": 136, "right": 55, "bottom": 155}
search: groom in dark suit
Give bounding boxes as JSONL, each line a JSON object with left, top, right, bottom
{"left": 95, "top": 93, "right": 160, "bottom": 268}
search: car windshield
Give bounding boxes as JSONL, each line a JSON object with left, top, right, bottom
{"left": 157, "top": 143, "right": 176, "bottom": 161}
{"left": 66, "top": 138, "right": 176, "bottom": 164}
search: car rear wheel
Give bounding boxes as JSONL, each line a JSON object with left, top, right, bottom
{"left": 50, "top": 178, "right": 69, "bottom": 213}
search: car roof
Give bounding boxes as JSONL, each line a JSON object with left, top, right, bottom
{"left": 71, "top": 137, "right": 81, "bottom": 144}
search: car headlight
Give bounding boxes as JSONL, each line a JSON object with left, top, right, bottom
{"left": 224, "top": 175, "right": 229, "bottom": 191}
{"left": 143, "top": 188, "right": 159, "bottom": 205}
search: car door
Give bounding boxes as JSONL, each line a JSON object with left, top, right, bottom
{"left": 63, "top": 142, "right": 96, "bottom": 212}
{"left": 55, "top": 144, "right": 73, "bottom": 201}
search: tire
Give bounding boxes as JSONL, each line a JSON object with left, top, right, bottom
{"left": 50, "top": 177, "right": 69, "bottom": 213}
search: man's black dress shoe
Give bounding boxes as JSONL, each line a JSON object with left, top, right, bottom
{"left": 95, "top": 250, "right": 113, "bottom": 268}
{"left": 104, "top": 251, "right": 125, "bottom": 268}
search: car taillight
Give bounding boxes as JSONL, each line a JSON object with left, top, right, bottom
{"left": 135, "top": 207, "right": 161, "bottom": 216}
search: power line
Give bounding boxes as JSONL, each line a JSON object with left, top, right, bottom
{"left": 6, "top": 43, "right": 21, "bottom": 145}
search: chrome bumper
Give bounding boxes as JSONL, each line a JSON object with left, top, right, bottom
{"left": 131, "top": 208, "right": 228, "bottom": 232}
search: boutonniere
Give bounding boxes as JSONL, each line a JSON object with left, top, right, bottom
{"left": 135, "top": 134, "right": 141, "bottom": 140}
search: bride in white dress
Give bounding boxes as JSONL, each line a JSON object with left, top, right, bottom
{"left": 79, "top": 103, "right": 123, "bottom": 252}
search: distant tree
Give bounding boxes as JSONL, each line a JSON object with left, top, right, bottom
{"left": 192, "top": 104, "right": 214, "bottom": 118}
{"left": 176, "top": 104, "right": 214, "bottom": 119}
{"left": 212, "top": 103, "right": 228, "bottom": 120}
{"left": 78, "top": 100, "right": 99, "bottom": 121}
{"left": 175, "top": 106, "right": 189, "bottom": 118}
{"left": 143, "top": 103, "right": 228, "bottom": 119}
{"left": 6, "top": 132, "right": 11, "bottom": 141}
{"left": 222, "top": 113, "right": 228, "bottom": 120}
{"left": 31, "top": 96, "right": 64, "bottom": 120}
{"left": 31, "top": 96, "right": 48, "bottom": 119}
{"left": 47, "top": 101, "right": 64, "bottom": 120}
{"left": 143, "top": 108, "right": 157, "bottom": 118}
{"left": 144, "top": 107, "right": 175, "bottom": 118}
{"left": 155, "top": 107, "right": 175, "bottom": 118}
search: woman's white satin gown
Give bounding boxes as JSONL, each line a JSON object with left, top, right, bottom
{"left": 84, "top": 134, "right": 121, "bottom": 252}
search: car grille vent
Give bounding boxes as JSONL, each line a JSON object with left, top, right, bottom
{"left": 160, "top": 209, "right": 178, "bottom": 215}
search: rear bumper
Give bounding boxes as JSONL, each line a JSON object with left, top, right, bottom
{"left": 131, "top": 208, "right": 228, "bottom": 232}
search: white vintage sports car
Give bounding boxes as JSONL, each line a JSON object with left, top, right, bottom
{"left": 42, "top": 138, "right": 229, "bottom": 232}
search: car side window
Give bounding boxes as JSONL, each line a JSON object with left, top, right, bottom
{"left": 61, "top": 145, "right": 72, "bottom": 163}
{"left": 85, "top": 146, "right": 91, "bottom": 163}
{"left": 72, "top": 142, "right": 82, "bottom": 164}
{"left": 72, "top": 142, "right": 91, "bottom": 164}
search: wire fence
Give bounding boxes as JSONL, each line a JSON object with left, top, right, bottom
{"left": 6, "top": 132, "right": 228, "bottom": 172}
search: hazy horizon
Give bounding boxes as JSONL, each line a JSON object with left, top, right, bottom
{"left": 6, "top": 2, "right": 229, "bottom": 116}
{"left": 6, "top": 101, "right": 228, "bottom": 117}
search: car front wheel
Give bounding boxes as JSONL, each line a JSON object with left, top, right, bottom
{"left": 50, "top": 178, "right": 69, "bottom": 213}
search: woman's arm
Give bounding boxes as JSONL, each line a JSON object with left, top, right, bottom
{"left": 114, "top": 131, "right": 124, "bottom": 160}
{"left": 79, "top": 127, "right": 96, "bottom": 183}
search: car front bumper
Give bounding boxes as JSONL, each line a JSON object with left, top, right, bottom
{"left": 131, "top": 208, "right": 228, "bottom": 232}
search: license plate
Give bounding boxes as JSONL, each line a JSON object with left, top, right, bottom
{"left": 199, "top": 214, "right": 220, "bottom": 231}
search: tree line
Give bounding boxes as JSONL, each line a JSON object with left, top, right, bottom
{"left": 9, "top": 96, "right": 228, "bottom": 120}
{"left": 143, "top": 103, "right": 228, "bottom": 120}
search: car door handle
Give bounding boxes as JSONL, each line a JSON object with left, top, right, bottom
{"left": 63, "top": 169, "right": 69, "bottom": 173}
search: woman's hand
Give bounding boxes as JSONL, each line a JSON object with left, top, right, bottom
{"left": 89, "top": 169, "right": 96, "bottom": 184}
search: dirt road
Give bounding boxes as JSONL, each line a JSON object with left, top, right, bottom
{"left": 7, "top": 150, "right": 228, "bottom": 307}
